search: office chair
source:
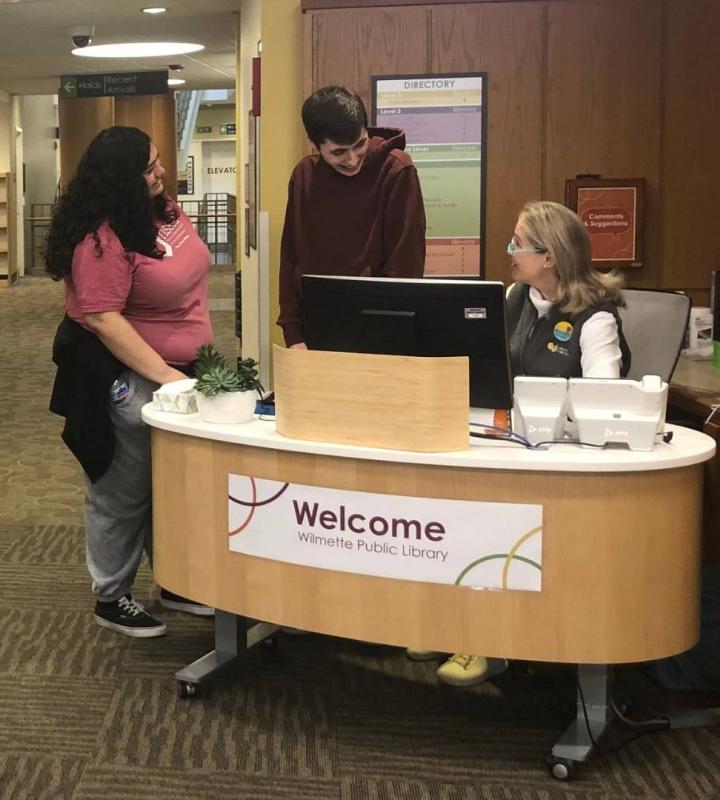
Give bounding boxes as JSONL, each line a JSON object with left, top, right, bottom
{"left": 618, "top": 288, "right": 691, "bottom": 382}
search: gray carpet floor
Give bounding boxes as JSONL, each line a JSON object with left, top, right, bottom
{"left": 1, "top": 275, "right": 719, "bottom": 799}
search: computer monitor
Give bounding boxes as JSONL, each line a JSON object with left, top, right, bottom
{"left": 301, "top": 275, "right": 513, "bottom": 410}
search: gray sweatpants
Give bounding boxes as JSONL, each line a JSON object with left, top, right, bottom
{"left": 84, "top": 370, "right": 158, "bottom": 603}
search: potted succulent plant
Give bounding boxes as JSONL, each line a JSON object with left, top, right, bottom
{"left": 193, "top": 345, "right": 262, "bottom": 424}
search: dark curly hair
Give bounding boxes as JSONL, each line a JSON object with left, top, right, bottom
{"left": 45, "top": 126, "right": 176, "bottom": 280}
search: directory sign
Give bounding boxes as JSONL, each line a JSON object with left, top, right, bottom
{"left": 373, "top": 73, "right": 487, "bottom": 276}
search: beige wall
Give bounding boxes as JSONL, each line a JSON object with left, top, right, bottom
{"left": 237, "top": 0, "right": 305, "bottom": 374}
{"left": 260, "top": 0, "right": 305, "bottom": 352}
{"left": 237, "top": 1, "right": 261, "bottom": 362}
{"left": 20, "top": 95, "right": 59, "bottom": 209}
{"left": 11, "top": 97, "right": 23, "bottom": 276}
{"left": 195, "top": 104, "right": 237, "bottom": 141}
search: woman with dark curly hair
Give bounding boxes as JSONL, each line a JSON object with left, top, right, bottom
{"left": 47, "top": 126, "right": 214, "bottom": 637}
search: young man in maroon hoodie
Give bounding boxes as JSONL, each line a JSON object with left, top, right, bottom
{"left": 277, "top": 85, "right": 426, "bottom": 348}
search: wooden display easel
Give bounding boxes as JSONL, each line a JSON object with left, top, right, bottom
{"left": 273, "top": 344, "right": 469, "bottom": 452}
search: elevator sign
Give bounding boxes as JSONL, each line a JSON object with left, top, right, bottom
{"left": 60, "top": 71, "right": 169, "bottom": 98}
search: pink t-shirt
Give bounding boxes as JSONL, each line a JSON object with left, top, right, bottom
{"left": 65, "top": 206, "right": 213, "bottom": 365}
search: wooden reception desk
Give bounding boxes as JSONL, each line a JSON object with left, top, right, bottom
{"left": 670, "top": 356, "right": 720, "bottom": 562}
{"left": 142, "top": 408, "right": 715, "bottom": 666}
{"left": 142, "top": 407, "right": 716, "bottom": 776}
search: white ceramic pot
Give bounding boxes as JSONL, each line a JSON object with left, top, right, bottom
{"left": 196, "top": 390, "right": 257, "bottom": 424}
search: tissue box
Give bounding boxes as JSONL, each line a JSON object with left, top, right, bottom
{"left": 152, "top": 378, "right": 198, "bottom": 414}
{"left": 683, "top": 307, "right": 714, "bottom": 360}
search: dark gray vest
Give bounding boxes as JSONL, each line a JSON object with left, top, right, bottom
{"left": 506, "top": 283, "right": 631, "bottom": 378}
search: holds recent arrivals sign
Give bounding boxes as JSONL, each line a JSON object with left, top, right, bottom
{"left": 228, "top": 474, "right": 543, "bottom": 590}
{"left": 60, "top": 70, "right": 168, "bottom": 98}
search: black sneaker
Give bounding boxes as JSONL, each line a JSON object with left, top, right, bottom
{"left": 160, "top": 588, "right": 215, "bottom": 617}
{"left": 94, "top": 594, "right": 167, "bottom": 638}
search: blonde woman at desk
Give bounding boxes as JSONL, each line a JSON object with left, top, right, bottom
{"left": 437, "top": 200, "right": 632, "bottom": 687}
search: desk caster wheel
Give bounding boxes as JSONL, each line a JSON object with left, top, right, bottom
{"left": 548, "top": 757, "right": 575, "bottom": 781}
{"left": 177, "top": 680, "right": 201, "bottom": 699}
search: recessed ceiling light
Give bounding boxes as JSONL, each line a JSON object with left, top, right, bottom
{"left": 168, "top": 78, "right": 186, "bottom": 86}
{"left": 72, "top": 42, "right": 204, "bottom": 58}
{"left": 142, "top": 6, "right": 167, "bottom": 13}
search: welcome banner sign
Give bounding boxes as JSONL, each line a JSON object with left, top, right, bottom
{"left": 228, "top": 475, "right": 542, "bottom": 591}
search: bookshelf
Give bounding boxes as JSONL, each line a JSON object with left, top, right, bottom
{"left": 0, "top": 172, "right": 16, "bottom": 288}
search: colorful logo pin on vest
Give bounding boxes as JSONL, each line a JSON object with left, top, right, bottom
{"left": 553, "top": 321, "right": 573, "bottom": 342}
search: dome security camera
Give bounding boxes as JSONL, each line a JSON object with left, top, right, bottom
{"left": 70, "top": 25, "right": 95, "bottom": 48}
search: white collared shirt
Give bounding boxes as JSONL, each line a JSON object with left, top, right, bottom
{"left": 525, "top": 286, "right": 622, "bottom": 378}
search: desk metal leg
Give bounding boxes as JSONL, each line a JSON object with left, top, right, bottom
{"left": 549, "top": 665, "right": 720, "bottom": 780}
{"left": 175, "top": 611, "right": 280, "bottom": 697}
{"left": 550, "top": 665, "right": 615, "bottom": 779}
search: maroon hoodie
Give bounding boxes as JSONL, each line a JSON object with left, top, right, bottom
{"left": 277, "top": 127, "right": 426, "bottom": 346}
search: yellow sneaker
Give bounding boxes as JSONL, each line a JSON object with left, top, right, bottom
{"left": 437, "top": 653, "right": 507, "bottom": 687}
{"left": 405, "top": 648, "right": 441, "bottom": 661}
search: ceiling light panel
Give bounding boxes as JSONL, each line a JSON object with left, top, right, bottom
{"left": 72, "top": 42, "right": 204, "bottom": 58}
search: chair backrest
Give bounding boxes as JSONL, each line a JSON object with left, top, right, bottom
{"left": 618, "top": 289, "right": 690, "bottom": 382}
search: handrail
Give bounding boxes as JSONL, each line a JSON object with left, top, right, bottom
{"left": 25, "top": 213, "right": 238, "bottom": 222}
{"left": 27, "top": 194, "right": 238, "bottom": 271}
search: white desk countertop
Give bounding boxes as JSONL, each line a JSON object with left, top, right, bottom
{"left": 142, "top": 405, "right": 715, "bottom": 474}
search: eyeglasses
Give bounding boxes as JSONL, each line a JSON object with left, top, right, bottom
{"left": 506, "top": 238, "right": 546, "bottom": 256}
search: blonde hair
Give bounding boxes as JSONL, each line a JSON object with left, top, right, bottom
{"left": 518, "top": 200, "right": 625, "bottom": 315}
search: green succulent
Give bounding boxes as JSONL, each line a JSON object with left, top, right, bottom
{"left": 195, "top": 365, "right": 243, "bottom": 397}
{"left": 236, "top": 357, "right": 261, "bottom": 392}
{"left": 195, "top": 344, "right": 227, "bottom": 377}
{"left": 194, "top": 348, "right": 262, "bottom": 397}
